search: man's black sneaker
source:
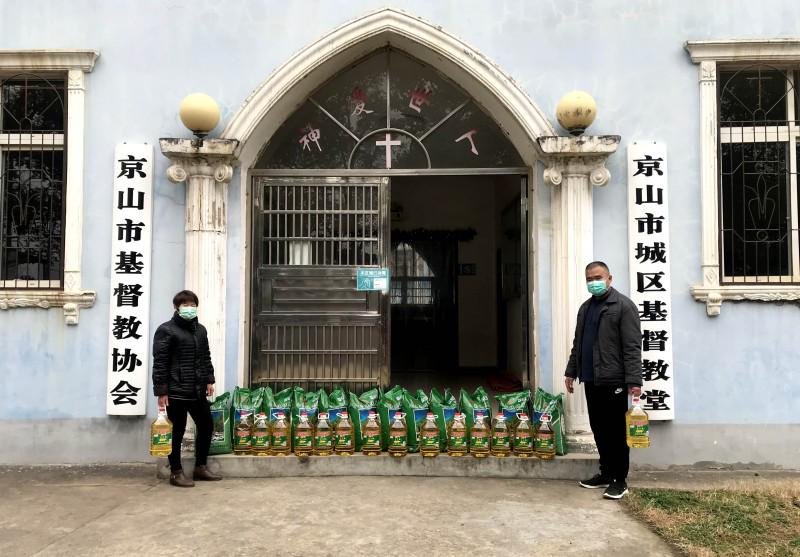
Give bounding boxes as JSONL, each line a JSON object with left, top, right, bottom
{"left": 603, "top": 481, "right": 629, "bottom": 500}
{"left": 579, "top": 474, "right": 611, "bottom": 489}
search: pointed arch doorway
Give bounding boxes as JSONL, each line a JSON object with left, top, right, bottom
{"left": 246, "top": 44, "right": 532, "bottom": 393}
{"left": 222, "top": 9, "right": 554, "bottom": 394}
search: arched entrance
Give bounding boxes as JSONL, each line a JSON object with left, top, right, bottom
{"left": 222, "top": 8, "right": 556, "bottom": 394}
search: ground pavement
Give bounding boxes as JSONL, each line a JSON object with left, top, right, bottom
{"left": 0, "top": 464, "right": 685, "bottom": 557}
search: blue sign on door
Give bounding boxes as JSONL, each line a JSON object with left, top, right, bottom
{"left": 357, "top": 268, "right": 390, "bottom": 292}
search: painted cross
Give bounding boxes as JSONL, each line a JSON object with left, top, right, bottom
{"left": 376, "top": 133, "right": 401, "bottom": 169}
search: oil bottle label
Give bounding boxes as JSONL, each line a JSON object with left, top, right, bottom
{"left": 252, "top": 431, "right": 270, "bottom": 448}
{"left": 389, "top": 434, "right": 407, "bottom": 447}
{"left": 449, "top": 430, "right": 466, "bottom": 448}
{"left": 315, "top": 433, "right": 332, "bottom": 447}
{"left": 535, "top": 432, "right": 554, "bottom": 451}
{"left": 514, "top": 432, "right": 532, "bottom": 448}
{"left": 295, "top": 432, "right": 312, "bottom": 448}
{"left": 471, "top": 433, "right": 489, "bottom": 448}
{"left": 235, "top": 431, "right": 251, "bottom": 446}
{"left": 421, "top": 431, "right": 439, "bottom": 447}
{"left": 363, "top": 434, "right": 381, "bottom": 448}
{"left": 493, "top": 431, "right": 510, "bottom": 448}
{"left": 335, "top": 433, "right": 352, "bottom": 447}
{"left": 629, "top": 422, "right": 649, "bottom": 437}
{"left": 272, "top": 434, "right": 289, "bottom": 448}
{"left": 152, "top": 431, "right": 172, "bottom": 447}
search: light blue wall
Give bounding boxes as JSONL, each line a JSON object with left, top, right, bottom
{"left": 1, "top": 0, "right": 799, "bottom": 462}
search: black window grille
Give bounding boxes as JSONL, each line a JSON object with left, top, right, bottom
{"left": 390, "top": 242, "right": 433, "bottom": 305}
{"left": 0, "top": 74, "right": 66, "bottom": 288}
{"left": 718, "top": 66, "right": 799, "bottom": 282}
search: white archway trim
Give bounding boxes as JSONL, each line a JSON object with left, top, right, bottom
{"left": 222, "top": 7, "right": 555, "bottom": 168}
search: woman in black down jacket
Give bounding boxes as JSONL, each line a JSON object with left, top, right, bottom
{"left": 152, "top": 290, "right": 222, "bottom": 487}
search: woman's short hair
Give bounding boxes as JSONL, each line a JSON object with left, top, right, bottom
{"left": 173, "top": 290, "right": 199, "bottom": 307}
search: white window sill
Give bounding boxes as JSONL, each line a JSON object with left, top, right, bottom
{"left": 0, "top": 289, "right": 96, "bottom": 325}
{"left": 691, "top": 283, "right": 800, "bottom": 316}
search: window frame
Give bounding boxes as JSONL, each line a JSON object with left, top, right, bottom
{"left": 686, "top": 39, "right": 800, "bottom": 315}
{"left": 0, "top": 50, "right": 98, "bottom": 324}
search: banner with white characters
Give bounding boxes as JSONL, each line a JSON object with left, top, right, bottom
{"left": 106, "top": 144, "right": 154, "bottom": 415}
{"left": 627, "top": 142, "right": 674, "bottom": 420}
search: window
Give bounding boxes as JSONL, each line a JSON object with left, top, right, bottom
{"left": 1, "top": 75, "right": 66, "bottom": 287}
{"left": 0, "top": 51, "right": 98, "bottom": 324}
{"left": 255, "top": 48, "right": 523, "bottom": 170}
{"left": 686, "top": 40, "right": 800, "bottom": 315}
{"left": 390, "top": 242, "right": 433, "bottom": 305}
{"left": 718, "top": 67, "right": 799, "bottom": 282}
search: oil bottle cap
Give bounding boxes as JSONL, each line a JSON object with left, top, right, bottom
{"left": 427, "top": 412, "right": 435, "bottom": 418}
{"left": 518, "top": 413, "right": 528, "bottom": 420}
{"left": 340, "top": 411, "right": 349, "bottom": 418}
{"left": 300, "top": 410, "right": 308, "bottom": 417}
{"left": 276, "top": 412, "right": 285, "bottom": 419}
{"left": 368, "top": 411, "right": 377, "bottom": 418}
{"left": 394, "top": 411, "right": 403, "bottom": 418}
{"left": 319, "top": 412, "right": 329, "bottom": 419}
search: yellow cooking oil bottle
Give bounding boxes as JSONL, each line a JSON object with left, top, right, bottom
{"left": 534, "top": 413, "right": 556, "bottom": 460}
{"left": 491, "top": 413, "right": 512, "bottom": 457}
{"left": 626, "top": 395, "right": 651, "bottom": 448}
{"left": 469, "top": 411, "right": 490, "bottom": 458}
{"left": 149, "top": 404, "right": 173, "bottom": 456}
{"left": 233, "top": 410, "right": 253, "bottom": 455}
{"left": 447, "top": 411, "right": 468, "bottom": 457}
{"left": 387, "top": 411, "right": 408, "bottom": 457}
{"left": 419, "top": 412, "right": 440, "bottom": 457}
{"left": 362, "top": 410, "right": 382, "bottom": 456}
{"left": 513, "top": 412, "right": 534, "bottom": 458}
{"left": 270, "top": 411, "right": 291, "bottom": 456}
{"left": 251, "top": 411, "right": 271, "bottom": 456}
{"left": 314, "top": 412, "right": 333, "bottom": 456}
{"left": 294, "top": 410, "right": 314, "bottom": 459}
{"left": 334, "top": 411, "right": 355, "bottom": 455}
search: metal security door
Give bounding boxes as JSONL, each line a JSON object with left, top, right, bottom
{"left": 251, "top": 176, "right": 390, "bottom": 392}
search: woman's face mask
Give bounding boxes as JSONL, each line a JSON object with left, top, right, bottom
{"left": 178, "top": 305, "right": 198, "bottom": 320}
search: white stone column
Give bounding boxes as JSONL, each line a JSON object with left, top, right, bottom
{"left": 159, "top": 139, "right": 238, "bottom": 395}
{"left": 538, "top": 136, "right": 620, "bottom": 440}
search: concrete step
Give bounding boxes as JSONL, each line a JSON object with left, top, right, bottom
{"left": 158, "top": 452, "right": 599, "bottom": 480}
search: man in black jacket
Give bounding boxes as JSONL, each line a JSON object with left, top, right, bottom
{"left": 565, "top": 262, "right": 642, "bottom": 499}
{"left": 152, "top": 290, "right": 222, "bottom": 487}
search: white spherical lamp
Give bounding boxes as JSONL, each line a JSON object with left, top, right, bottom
{"left": 556, "top": 91, "right": 597, "bottom": 136}
{"left": 179, "top": 93, "right": 221, "bottom": 138}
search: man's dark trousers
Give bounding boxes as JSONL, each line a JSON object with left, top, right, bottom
{"left": 585, "top": 383, "right": 629, "bottom": 482}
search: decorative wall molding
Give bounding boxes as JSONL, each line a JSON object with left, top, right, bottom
{"left": 0, "top": 49, "right": 99, "bottom": 324}
{"left": 686, "top": 40, "right": 800, "bottom": 315}
{"left": 539, "top": 135, "right": 620, "bottom": 188}
{"left": 0, "top": 290, "right": 96, "bottom": 325}
{"left": 0, "top": 49, "right": 98, "bottom": 72}
{"left": 691, "top": 285, "right": 800, "bottom": 316}
{"left": 685, "top": 39, "right": 800, "bottom": 62}
{"left": 221, "top": 7, "right": 556, "bottom": 170}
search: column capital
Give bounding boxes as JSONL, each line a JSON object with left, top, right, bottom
{"left": 537, "top": 135, "right": 620, "bottom": 187}
{"left": 159, "top": 138, "right": 239, "bottom": 184}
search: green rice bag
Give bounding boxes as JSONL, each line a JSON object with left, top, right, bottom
{"left": 232, "top": 386, "right": 255, "bottom": 429}
{"left": 459, "top": 387, "right": 491, "bottom": 443}
{"left": 258, "top": 386, "right": 275, "bottom": 415}
{"left": 209, "top": 392, "right": 232, "bottom": 455}
{"left": 323, "top": 387, "right": 348, "bottom": 425}
{"left": 291, "top": 386, "right": 320, "bottom": 442}
{"left": 271, "top": 387, "right": 293, "bottom": 424}
{"left": 495, "top": 390, "right": 531, "bottom": 432}
{"left": 532, "top": 388, "right": 567, "bottom": 456}
{"left": 348, "top": 388, "right": 380, "bottom": 451}
{"left": 377, "top": 385, "right": 404, "bottom": 450}
{"left": 401, "top": 389, "right": 430, "bottom": 453}
{"left": 430, "top": 388, "right": 458, "bottom": 451}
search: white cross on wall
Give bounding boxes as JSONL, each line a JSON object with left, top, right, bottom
{"left": 375, "top": 133, "right": 401, "bottom": 169}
